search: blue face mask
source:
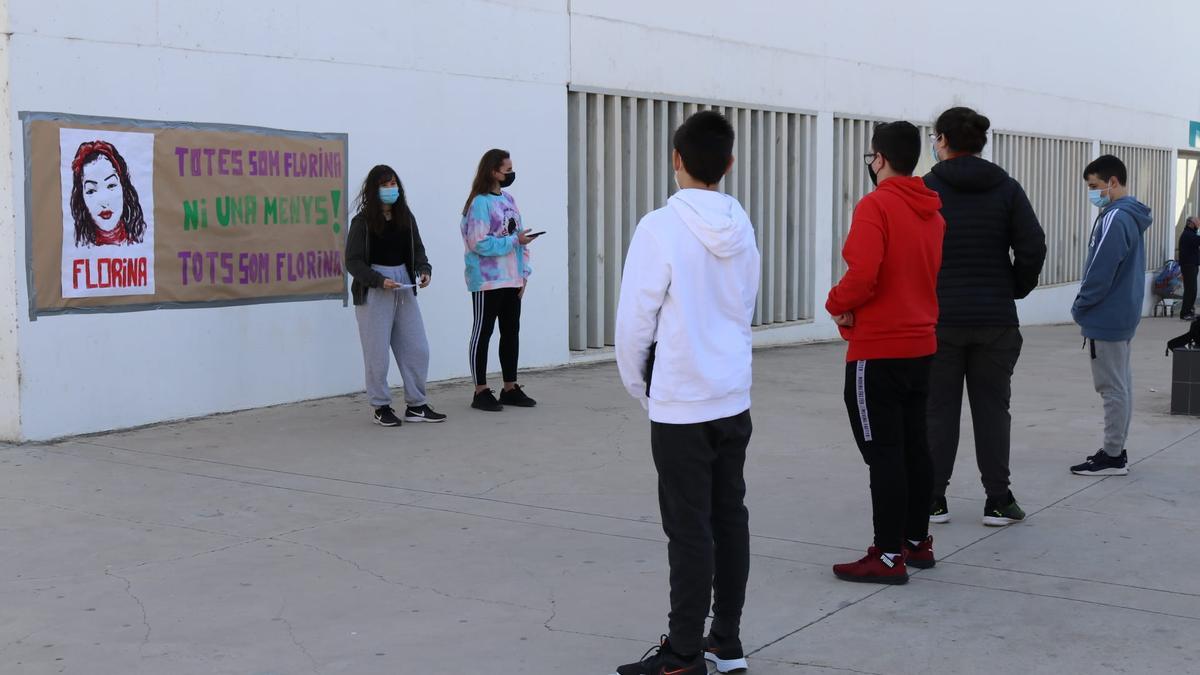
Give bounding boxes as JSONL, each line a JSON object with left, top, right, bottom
{"left": 1087, "top": 187, "right": 1110, "bottom": 209}
{"left": 379, "top": 186, "right": 400, "bottom": 205}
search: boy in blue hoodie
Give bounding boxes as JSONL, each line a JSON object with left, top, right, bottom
{"left": 1070, "top": 155, "right": 1154, "bottom": 476}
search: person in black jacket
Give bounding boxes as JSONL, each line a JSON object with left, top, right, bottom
{"left": 1178, "top": 216, "right": 1199, "bottom": 320}
{"left": 924, "top": 107, "right": 1047, "bottom": 527}
{"left": 345, "top": 164, "right": 446, "bottom": 427}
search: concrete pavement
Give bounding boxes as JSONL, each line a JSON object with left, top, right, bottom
{"left": 2, "top": 321, "right": 1198, "bottom": 674}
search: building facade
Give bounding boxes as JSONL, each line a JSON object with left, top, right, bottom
{"left": 2, "top": 0, "right": 1199, "bottom": 440}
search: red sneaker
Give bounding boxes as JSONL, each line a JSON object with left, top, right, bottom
{"left": 832, "top": 546, "right": 909, "bottom": 585}
{"left": 903, "top": 535, "right": 935, "bottom": 569}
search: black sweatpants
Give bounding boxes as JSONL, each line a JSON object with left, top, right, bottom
{"left": 843, "top": 357, "right": 933, "bottom": 554}
{"left": 1182, "top": 263, "right": 1197, "bottom": 317}
{"left": 469, "top": 287, "right": 521, "bottom": 386}
{"left": 650, "top": 410, "right": 752, "bottom": 656}
{"left": 927, "top": 326, "right": 1023, "bottom": 499}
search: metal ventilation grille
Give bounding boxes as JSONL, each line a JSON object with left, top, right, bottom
{"left": 992, "top": 133, "right": 1093, "bottom": 285}
{"left": 831, "top": 118, "right": 933, "bottom": 282}
{"left": 1100, "top": 142, "right": 1173, "bottom": 268}
{"left": 567, "top": 90, "right": 817, "bottom": 350}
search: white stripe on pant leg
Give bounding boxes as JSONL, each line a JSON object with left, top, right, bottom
{"left": 856, "top": 360, "right": 873, "bottom": 442}
{"left": 471, "top": 291, "right": 488, "bottom": 385}
{"left": 470, "top": 290, "right": 480, "bottom": 384}
{"left": 469, "top": 292, "right": 482, "bottom": 385}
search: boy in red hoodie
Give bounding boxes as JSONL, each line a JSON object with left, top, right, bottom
{"left": 826, "top": 121, "right": 945, "bottom": 584}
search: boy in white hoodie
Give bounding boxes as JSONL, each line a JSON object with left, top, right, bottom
{"left": 612, "top": 111, "right": 761, "bottom": 675}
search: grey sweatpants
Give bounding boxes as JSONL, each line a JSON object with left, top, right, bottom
{"left": 1090, "top": 339, "right": 1133, "bottom": 457}
{"left": 355, "top": 264, "right": 429, "bottom": 408}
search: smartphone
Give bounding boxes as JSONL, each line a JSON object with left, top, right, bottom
{"left": 528, "top": 231, "right": 547, "bottom": 238}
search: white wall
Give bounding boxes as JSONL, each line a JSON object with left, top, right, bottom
{"left": 3, "top": 0, "right": 1196, "bottom": 440}
{"left": 0, "top": 0, "right": 20, "bottom": 440}
{"left": 568, "top": 0, "right": 1200, "bottom": 345}
{"left": 4, "top": 0, "right": 569, "bottom": 440}
{"left": 569, "top": 0, "right": 1200, "bottom": 148}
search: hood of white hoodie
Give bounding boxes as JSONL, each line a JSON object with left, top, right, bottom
{"left": 668, "top": 189, "right": 756, "bottom": 259}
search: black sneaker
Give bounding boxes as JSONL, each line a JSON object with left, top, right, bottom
{"left": 1070, "top": 449, "right": 1129, "bottom": 476}
{"left": 372, "top": 406, "right": 401, "bottom": 427}
{"left": 499, "top": 384, "right": 537, "bottom": 407}
{"left": 612, "top": 636, "right": 705, "bottom": 675}
{"left": 982, "top": 491, "right": 1026, "bottom": 527}
{"left": 471, "top": 389, "right": 503, "bottom": 412}
{"left": 404, "top": 404, "right": 447, "bottom": 423}
{"left": 703, "top": 632, "right": 748, "bottom": 673}
{"left": 929, "top": 495, "right": 950, "bottom": 524}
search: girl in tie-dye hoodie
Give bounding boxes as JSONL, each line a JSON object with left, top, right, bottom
{"left": 460, "top": 149, "right": 541, "bottom": 412}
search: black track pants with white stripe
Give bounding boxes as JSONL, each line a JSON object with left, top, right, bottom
{"left": 469, "top": 287, "right": 521, "bottom": 386}
{"left": 842, "top": 356, "right": 934, "bottom": 553}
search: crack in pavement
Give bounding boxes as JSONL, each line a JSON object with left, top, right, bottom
{"left": 474, "top": 473, "right": 540, "bottom": 497}
{"left": 752, "top": 655, "right": 883, "bottom": 675}
{"left": 276, "top": 602, "right": 320, "bottom": 675}
{"left": 940, "top": 425, "right": 1200, "bottom": 567}
{"left": 3, "top": 514, "right": 373, "bottom": 588}
{"left": 20, "top": 395, "right": 1200, "bottom": 671}
{"left": 1056, "top": 502, "right": 1196, "bottom": 525}
{"left": 747, "top": 586, "right": 892, "bottom": 658}
{"left": 0, "top": 630, "right": 39, "bottom": 657}
{"left": 40, "top": 444, "right": 869, "bottom": 558}
{"left": 748, "top": 425, "right": 1200, "bottom": 661}
{"left": 911, "top": 575, "right": 1200, "bottom": 622}
{"left": 0, "top": 495, "right": 243, "bottom": 539}
{"left": 67, "top": 440, "right": 678, "bottom": 526}
{"left": 32, "top": 446, "right": 702, "bottom": 554}
{"left": 542, "top": 592, "right": 557, "bottom": 631}
{"left": 105, "top": 569, "right": 151, "bottom": 657}
{"left": 935, "top": 559, "right": 1200, "bottom": 598}
{"left": 281, "top": 538, "right": 544, "bottom": 614}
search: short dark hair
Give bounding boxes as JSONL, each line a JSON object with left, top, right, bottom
{"left": 934, "top": 106, "right": 990, "bottom": 154}
{"left": 1083, "top": 154, "right": 1127, "bottom": 186}
{"left": 673, "top": 111, "right": 735, "bottom": 185}
{"left": 872, "top": 121, "right": 921, "bottom": 176}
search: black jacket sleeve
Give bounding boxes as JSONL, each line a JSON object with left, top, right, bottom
{"left": 1181, "top": 227, "right": 1200, "bottom": 264}
{"left": 345, "top": 214, "right": 385, "bottom": 288}
{"left": 1008, "top": 181, "right": 1047, "bottom": 299}
{"left": 410, "top": 214, "right": 432, "bottom": 276}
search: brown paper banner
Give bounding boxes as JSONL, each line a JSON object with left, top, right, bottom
{"left": 21, "top": 112, "right": 348, "bottom": 318}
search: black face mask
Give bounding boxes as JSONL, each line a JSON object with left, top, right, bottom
{"left": 500, "top": 171, "right": 516, "bottom": 188}
{"left": 867, "top": 155, "right": 883, "bottom": 187}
